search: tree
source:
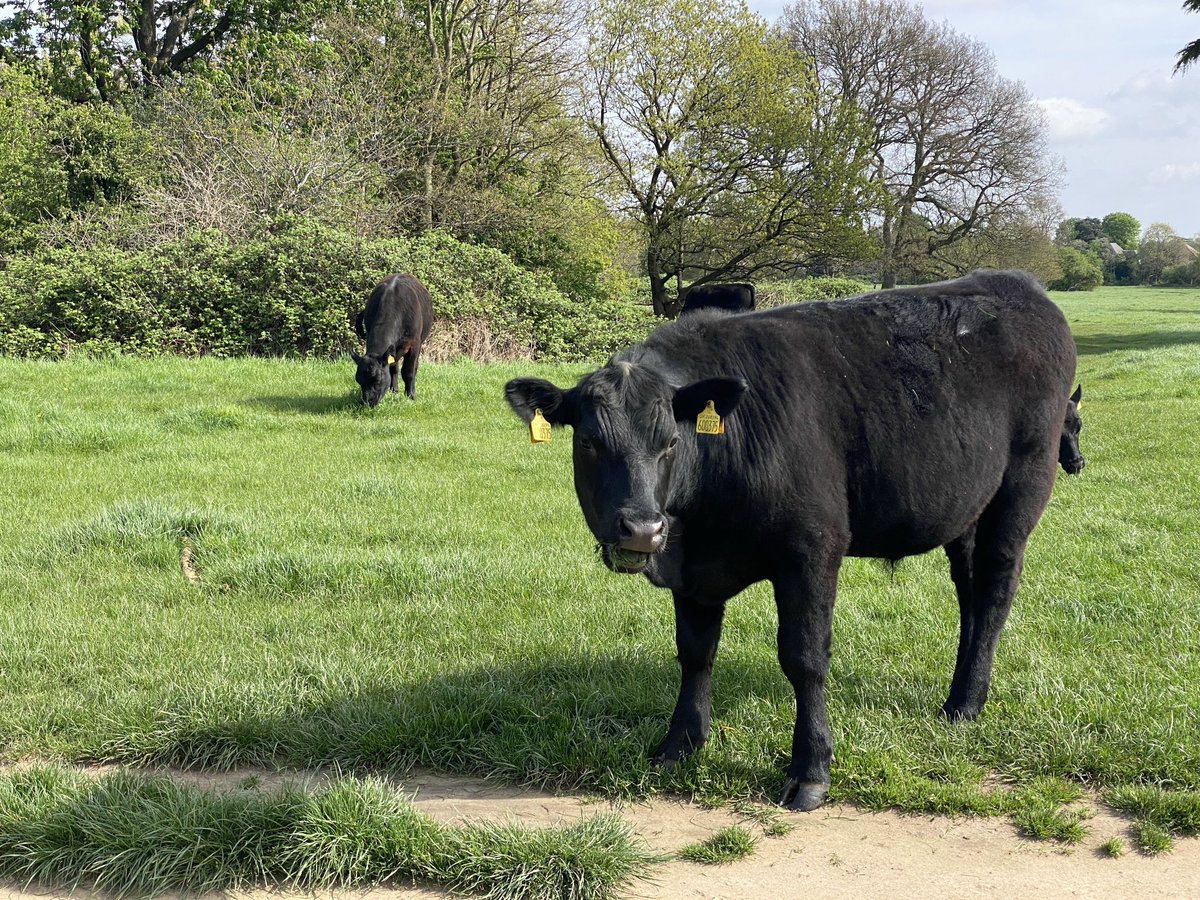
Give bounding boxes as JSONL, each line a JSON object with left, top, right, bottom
{"left": 0, "top": 0, "right": 328, "bottom": 100}
{"left": 1073, "top": 217, "right": 1105, "bottom": 243}
{"left": 1049, "top": 246, "right": 1102, "bottom": 291}
{"left": 1136, "top": 222, "right": 1194, "bottom": 284}
{"left": 1101, "top": 211, "right": 1140, "bottom": 250}
{"left": 1176, "top": 0, "right": 1200, "bottom": 74}
{"left": 584, "top": 0, "right": 875, "bottom": 316}
{"left": 783, "top": 0, "right": 1062, "bottom": 288}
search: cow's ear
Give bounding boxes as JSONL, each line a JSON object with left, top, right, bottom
{"left": 1071, "top": 384, "right": 1082, "bottom": 405}
{"left": 505, "top": 377, "right": 578, "bottom": 427}
{"left": 351, "top": 351, "right": 364, "bottom": 365}
{"left": 672, "top": 377, "right": 747, "bottom": 422}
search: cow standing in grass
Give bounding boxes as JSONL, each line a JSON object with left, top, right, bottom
{"left": 505, "top": 270, "right": 1077, "bottom": 812}
{"left": 352, "top": 275, "right": 434, "bottom": 407}
{"left": 1060, "top": 384, "right": 1085, "bottom": 474}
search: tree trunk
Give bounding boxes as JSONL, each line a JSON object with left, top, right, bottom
{"left": 647, "top": 244, "right": 671, "bottom": 318}
{"left": 421, "top": 153, "right": 435, "bottom": 231}
{"left": 880, "top": 210, "right": 897, "bottom": 289}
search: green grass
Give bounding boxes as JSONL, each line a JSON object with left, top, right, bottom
{"left": 1013, "top": 805, "right": 1090, "bottom": 844}
{"left": 1097, "top": 837, "right": 1125, "bottom": 858}
{"left": 1132, "top": 821, "right": 1175, "bottom": 856}
{"left": 0, "top": 765, "right": 655, "bottom": 898}
{"left": 677, "top": 826, "right": 756, "bottom": 864}
{"left": 0, "top": 285, "right": 1199, "bottom": 887}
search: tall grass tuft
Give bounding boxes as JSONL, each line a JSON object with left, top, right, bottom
{"left": 0, "top": 767, "right": 656, "bottom": 899}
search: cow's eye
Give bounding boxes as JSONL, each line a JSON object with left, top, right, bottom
{"left": 578, "top": 435, "right": 595, "bottom": 452}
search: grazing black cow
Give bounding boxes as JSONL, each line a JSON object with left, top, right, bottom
{"left": 352, "top": 274, "right": 434, "bottom": 407}
{"left": 680, "top": 282, "right": 756, "bottom": 316}
{"left": 1060, "top": 384, "right": 1085, "bottom": 474}
{"left": 505, "top": 270, "right": 1077, "bottom": 812}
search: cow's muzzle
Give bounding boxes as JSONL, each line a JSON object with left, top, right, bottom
{"left": 1062, "top": 456, "right": 1085, "bottom": 475}
{"left": 601, "top": 514, "right": 668, "bottom": 574}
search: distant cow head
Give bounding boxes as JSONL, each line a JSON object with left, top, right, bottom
{"left": 351, "top": 351, "right": 390, "bottom": 408}
{"left": 1059, "top": 384, "right": 1085, "bottom": 474}
{"left": 506, "top": 363, "right": 746, "bottom": 574}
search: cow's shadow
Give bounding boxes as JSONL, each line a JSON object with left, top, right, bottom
{"left": 252, "top": 393, "right": 363, "bottom": 415}
{"left": 110, "top": 650, "right": 950, "bottom": 800}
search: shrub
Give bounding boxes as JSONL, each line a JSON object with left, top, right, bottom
{"left": 756, "top": 276, "right": 873, "bottom": 308}
{"left": 0, "top": 220, "right": 658, "bottom": 362}
{"left": 1048, "top": 246, "right": 1103, "bottom": 291}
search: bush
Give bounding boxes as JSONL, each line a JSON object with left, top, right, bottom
{"left": 1048, "top": 247, "right": 1103, "bottom": 292}
{"left": 756, "top": 276, "right": 873, "bottom": 308}
{"left": 0, "top": 220, "right": 658, "bottom": 362}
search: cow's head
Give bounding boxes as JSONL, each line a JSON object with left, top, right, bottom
{"left": 505, "top": 363, "right": 746, "bottom": 574}
{"left": 1059, "top": 383, "right": 1085, "bottom": 474}
{"left": 352, "top": 351, "right": 390, "bottom": 408}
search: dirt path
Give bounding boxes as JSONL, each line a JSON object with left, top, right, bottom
{"left": 4, "top": 767, "right": 1199, "bottom": 899}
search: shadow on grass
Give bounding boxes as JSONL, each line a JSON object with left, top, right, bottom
{"left": 252, "top": 393, "right": 363, "bottom": 415}
{"left": 95, "top": 652, "right": 949, "bottom": 803}
{"left": 1075, "top": 330, "right": 1200, "bottom": 356}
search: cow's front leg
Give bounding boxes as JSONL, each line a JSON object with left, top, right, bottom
{"left": 653, "top": 592, "right": 726, "bottom": 767}
{"left": 401, "top": 348, "right": 422, "bottom": 400}
{"left": 388, "top": 358, "right": 400, "bottom": 394}
{"left": 774, "top": 550, "right": 842, "bottom": 811}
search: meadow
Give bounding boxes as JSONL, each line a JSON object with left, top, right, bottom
{"left": 0, "top": 284, "right": 1199, "bottom": 893}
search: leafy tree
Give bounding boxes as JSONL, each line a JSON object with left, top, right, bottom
{"left": 0, "top": 61, "right": 143, "bottom": 251}
{"left": 1049, "top": 246, "right": 1102, "bottom": 291}
{"left": 583, "top": 0, "right": 875, "bottom": 316}
{"left": 1102, "top": 211, "right": 1140, "bottom": 250}
{"left": 1176, "top": 0, "right": 1200, "bottom": 74}
{"left": 784, "top": 0, "right": 1062, "bottom": 288}
{"left": 0, "top": 0, "right": 329, "bottom": 100}
{"left": 1073, "top": 217, "right": 1105, "bottom": 243}
{"left": 1136, "top": 222, "right": 1194, "bottom": 284}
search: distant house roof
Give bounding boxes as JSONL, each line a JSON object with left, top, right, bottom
{"left": 1109, "top": 242, "right": 1126, "bottom": 255}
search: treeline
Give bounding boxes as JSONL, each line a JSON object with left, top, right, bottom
{"left": 0, "top": 0, "right": 1140, "bottom": 359}
{"left": 1050, "top": 214, "right": 1200, "bottom": 291}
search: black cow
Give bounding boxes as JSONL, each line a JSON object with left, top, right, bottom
{"left": 352, "top": 274, "right": 434, "bottom": 407}
{"left": 1060, "top": 384, "right": 1085, "bottom": 474}
{"left": 505, "top": 270, "right": 1077, "bottom": 812}
{"left": 680, "top": 282, "right": 756, "bottom": 316}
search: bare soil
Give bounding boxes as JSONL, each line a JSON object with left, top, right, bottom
{"left": 4, "top": 766, "right": 1200, "bottom": 899}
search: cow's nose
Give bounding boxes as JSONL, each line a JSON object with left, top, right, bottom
{"left": 617, "top": 515, "right": 666, "bottom": 553}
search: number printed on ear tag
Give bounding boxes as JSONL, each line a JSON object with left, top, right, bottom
{"left": 696, "top": 400, "right": 724, "bottom": 435}
{"left": 530, "top": 409, "right": 553, "bottom": 443}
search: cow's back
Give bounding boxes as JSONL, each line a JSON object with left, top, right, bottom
{"left": 629, "top": 270, "right": 1075, "bottom": 563}
{"left": 363, "top": 274, "right": 434, "bottom": 356}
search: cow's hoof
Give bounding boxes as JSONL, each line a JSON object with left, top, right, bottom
{"left": 778, "top": 778, "right": 829, "bottom": 812}
{"left": 941, "top": 701, "right": 982, "bottom": 722}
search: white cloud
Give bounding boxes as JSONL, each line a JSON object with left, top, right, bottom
{"left": 1156, "top": 162, "right": 1200, "bottom": 182}
{"left": 1035, "top": 98, "right": 1112, "bottom": 140}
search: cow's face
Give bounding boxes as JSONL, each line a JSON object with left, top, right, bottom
{"left": 352, "top": 352, "right": 390, "bottom": 407}
{"left": 1059, "top": 383, "right": 1085, "bottom": 474}
{"left": 506, "top": 364, "right": 745, "bottom": 574}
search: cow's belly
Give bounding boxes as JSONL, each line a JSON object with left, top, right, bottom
{"left": 844, "top": 455, "right": 1006, "bottom": 559}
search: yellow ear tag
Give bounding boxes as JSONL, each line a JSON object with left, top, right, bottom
{"left": 388, "top": 355, "right": 396, "bottom": 364}
{"left": 1075, "top": 399, "right": 1083, "bottom": 412}
{"left": 530, "top": 409, "right": 553, "bottom": 444}
{"left": 696, "top": 400, "right": 724, "bottom": 435}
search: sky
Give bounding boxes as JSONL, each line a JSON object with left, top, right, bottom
{"left": 749, "top": 0, "right": 1200, "bottom": 239}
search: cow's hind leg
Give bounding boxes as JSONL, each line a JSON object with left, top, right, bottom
{"left": 653, "top": 592, "right": 726, "bottom": 768}
{"left": 774, "top": 548, "right": 842, "bottom": 812}
{"left": 943, "top": 467, "right": 1053, "bottom": 721}
{"left": 401, "top": 347, "right": 422, "bottom": 400}
{"left": 943, "top": 525, "right": 976, "bottom": 706}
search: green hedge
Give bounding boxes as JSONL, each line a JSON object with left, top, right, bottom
{"left": 0, "top": 221, "right": 658, "bottom": 362}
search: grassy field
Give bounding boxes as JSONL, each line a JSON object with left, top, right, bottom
{"left": 1, "top": 284, "right": 1199, "bottom": 889}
